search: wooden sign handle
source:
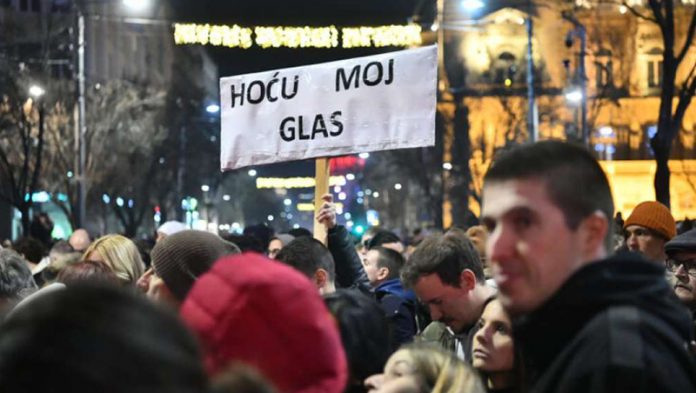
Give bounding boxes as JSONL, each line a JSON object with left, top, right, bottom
{"left": 313, "top": 157, "right": 330, "bottom": 245}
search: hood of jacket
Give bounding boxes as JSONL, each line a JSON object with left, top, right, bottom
{"left": 376, "top": 278, "right": 417, "bottom": 302}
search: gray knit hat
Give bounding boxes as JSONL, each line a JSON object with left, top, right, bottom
{"left": 151, "top": 230, "right": 240, "bottom": 300}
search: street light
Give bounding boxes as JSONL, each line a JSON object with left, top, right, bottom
{"left": 29, "top": 85, "right": 45, "bottom": 98}
{"left": 206, "top": 104, "right": 220, "bottom": 114}
{"left": 564, "top": 88, "right": 583, "bottom": 103}
{"left": 122, "top": 0, "right": 153, "bottom": 12}
{"left": 461, "top": 0, "right": 485, "bottom": 10}
{"left": 436, "top": 0, "right": 538, "bottom": 142}
{"left": 74, "top": 1, "right": 159, "bottom": 228}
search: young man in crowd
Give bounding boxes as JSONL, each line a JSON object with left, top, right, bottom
{"left": 276, "top": 236, "right": 338, "bottom": 295}
{"left": 363, "top": 246, "right": 418, "bottom": 345}
{"left": 401, "top": 233, "right": 495, "bottom": 361}
{"left": 481, "top": 140, "right": 696, "bottom": 393}
{"left": 623, "top": 200, "right": 676, "bottom": 263}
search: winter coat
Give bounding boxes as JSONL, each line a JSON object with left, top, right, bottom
{"left": 514, "top": 252, "right": 696, "bottom": 393}
{"left": 375, "top": 278, "right": 418, "bottom": 346}
{"left": 327, "top": 225, "right": 371, "bottom": 293}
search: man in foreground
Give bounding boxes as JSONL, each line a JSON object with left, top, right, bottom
{"left": 481, "top": 141, "right": 696, "bottom": 392}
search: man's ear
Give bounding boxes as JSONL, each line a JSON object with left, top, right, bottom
{"left": 459, "top": 269, "right": 477, "bottom": 291}
{"left": 376, "top": 266, "right": 390, "bottom": 281}
{"left": 579, "top": 211, "right": 610, "bottom": 257}
{"left": 313, "top": 268, "right": 329, "bottom": 290}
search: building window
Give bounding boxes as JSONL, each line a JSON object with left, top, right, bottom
{"left": 31, "top": 0, "right": 41, "bottom": 12}
{"left": 493, "top": 52, "right": 517, "bottom": 86}
{"left": 594, "top": 48, "right": 613, "bottom": 90}
{"left": 644, "top": 124, "right": 658, "bottom": 157}
{"left": 19, "top": 0, "right": 29, "bottom": 11}
{"left": 51, "top": 0, "right": 71, "bottom": 13}
{"left": 647, "top": 60, "right": 663, "bottom": 88}
{"left": 646, "top": 48, "right": 663, "bottom": 89}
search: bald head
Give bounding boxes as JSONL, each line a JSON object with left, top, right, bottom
{"left": 69, "top": 229, "right": 91, "bottom": 253}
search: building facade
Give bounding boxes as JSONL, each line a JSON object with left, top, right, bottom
{"left": 436, "top": 0, "right": 696, "bottom": 221}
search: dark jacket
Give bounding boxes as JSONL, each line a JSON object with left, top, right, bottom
{"left": 327, "top": 225, "right": 371, "bottom": 293}
{"left": 375, "top": 278, "right": 418, "bottom": 346}
{"left": 514, "top": 252, "right": 696, "bottom": 393}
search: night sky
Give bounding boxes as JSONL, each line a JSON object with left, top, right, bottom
{"left": 170, "top": 0, "right": 433, "bottom": 76}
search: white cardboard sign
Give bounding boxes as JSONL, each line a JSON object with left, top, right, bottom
{"left": 220, "top": 45, "right": 437, "bottom": 170}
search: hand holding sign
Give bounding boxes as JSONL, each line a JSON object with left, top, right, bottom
{"left": 316, "top": 193, "right": 338, "bottom": 230}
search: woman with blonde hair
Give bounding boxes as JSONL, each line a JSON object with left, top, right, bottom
{"left": 365, "top": 342, "right": 485, "bottom": 393}
{"left": 82, "top": 235, "right": 145, "bottom": 285}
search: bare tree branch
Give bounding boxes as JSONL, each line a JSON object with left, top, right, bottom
{"left": 621, "top": 1, "right": 658, "bottom": 23}
{"left": 647, "top": 0, "right": 666, "bottom": 27}
{"left": 677, "top": 9, "right": 696, "bottom": 64}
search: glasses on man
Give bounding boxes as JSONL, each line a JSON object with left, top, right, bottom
{"left": 665, "top": 258, "right": 696, "bottom": 278}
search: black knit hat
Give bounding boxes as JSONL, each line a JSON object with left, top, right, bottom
{"left": 665, "top": 229, "right": 696, "bottom": 255}
{"left": 151, "top": 230, "right": 240, "bottom": 300}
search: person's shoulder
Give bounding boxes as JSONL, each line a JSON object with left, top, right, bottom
{"left": 575, "top": 305, "right": 694, "bottom": 380}
{"left": 534, "top": 305, "right": 696, "bottom": 393}
{"left": 420, "top": 321, "right": 448, "bottom": 339}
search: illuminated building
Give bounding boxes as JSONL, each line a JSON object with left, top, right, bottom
{"left": 435, "top": 2, "right": 696, "bottom": 222}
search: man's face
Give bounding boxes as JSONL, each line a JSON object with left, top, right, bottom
{"left": 670, "top": 251, "right": 696, "bottom": 310}
{"left": 267, "top": 239, "right": 283, "bottom": 259}
{"left": 624, "top": 225, "right": 667, "bottom": 263}
{"left": 412, "top": 273, "right": 474, "bottom": 333}
{"left": 362, "top": 249, "right": 382, "bottom": 286}
{"left": 481, "top": 179, "right": 586, "bottom": 316}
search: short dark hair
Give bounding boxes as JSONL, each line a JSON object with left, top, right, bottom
{"left": 0, "top": 284, "right": 208, "bottom": 393}
{"left": 323, "top": 289, "right": 394, "bottom": 388}
{"left": 12, "top": 237, "right": 46, "bottom": 264}
{"left": 484, "top": 141, "right": 614, "bottom": 247}
{"left": 0, "top": 249, "right": 37, "bottom": 301}
{"left": 367, "top": 230, "right": 401, "bottom": 250}
{"left": 276, "top": 237, "right": 336, "bottom": 282}
{"left": 221, "top": 234, "right": 264, "bottom": 254}
{"left": 401, "top": 234, "right": 485, "bottom": 288}
{"left": 372, "top": 247, "right": 405, "bottom": 281}
{"left": 288, "top": 227, "right": 312, "bottom": 238}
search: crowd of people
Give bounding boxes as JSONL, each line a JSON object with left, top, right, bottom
{"left": 0, "top": 140, "right": 695, "bottom": 392}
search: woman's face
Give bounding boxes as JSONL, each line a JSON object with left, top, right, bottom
{"left": 472, "top": 300, "right": 514, "bottom": 372}
{"left": 365, "top": 349, "right": 423, "bottom": 393}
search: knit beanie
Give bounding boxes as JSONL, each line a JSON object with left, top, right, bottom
{"left": 624, "top": 201, "right": 676, "bottom": 240}
{"left": 151, "top": 230, "right": 240, "bottom": 301}
{"left": 180, "top": 253, "right": 348, "bottom": 393}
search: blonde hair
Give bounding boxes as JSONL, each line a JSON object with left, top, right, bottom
{"left": 401, "top": 343, "right": 485, "bottom": 393}
{"left": 82, "top": 235, "right": 144, "bottom": 284}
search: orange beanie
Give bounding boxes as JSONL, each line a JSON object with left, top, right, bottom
{"left": 624, "top": 201, "right": 676, "bottom": 240}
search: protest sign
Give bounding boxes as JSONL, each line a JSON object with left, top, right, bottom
{"left": 220, "top": 45, "right": 437, "bottom": 171}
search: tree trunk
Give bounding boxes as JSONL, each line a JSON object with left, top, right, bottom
{"left": 450, "top": 96, "right": 471, "bottom": 228}
{"left": 19, "top": 203, "right": 30, "bottom": 237}
{"left": 651, "top": 137, "right": 671, "bottom": 208}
